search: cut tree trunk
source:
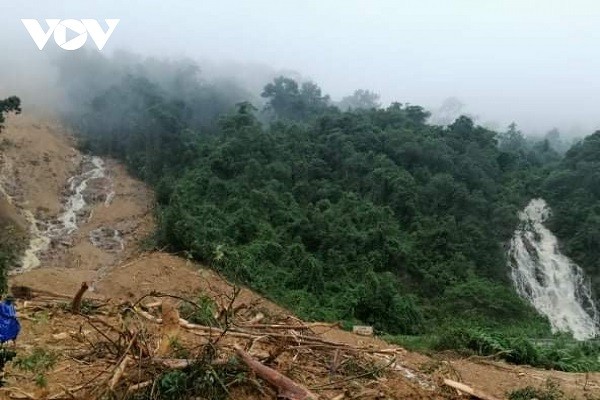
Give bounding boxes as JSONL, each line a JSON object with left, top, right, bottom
{"left": 234, "top": 345, "right": 318, "bottom": 400}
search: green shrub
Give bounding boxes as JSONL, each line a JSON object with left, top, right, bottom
{"left": 156, "top": 358, "right": 245, "bottom": 400}
{"left": 435, "top": 328, "right": 600, "bottom": 372}
{"left": 508, "top": 380, "right": 567, "bottom": 400}
{"left": 178, "top": 295, "right": 219, "bottom": 327}
{"left": 14, "top": 347, "right": 57, "bottom": 387}
{"left": 435, "top": 327, "right": 505, "bottom": 355}
{"left": 158, "top": 370, "right": 188, "bottom": 400}
{"left": 0, "top": 96, "right": 21, "bottom": 133}
{"left": 0, "top": 346, "right": 16, "bottom": 387}
{"left": 383, "top": 334, "right": 438, "bottom": 353}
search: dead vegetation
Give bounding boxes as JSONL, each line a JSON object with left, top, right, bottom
{"left": 0, "top": 281, "right": 449, "bottom": 400}
{"left": 3, "top": 271, "right": 600, "bottom": 400}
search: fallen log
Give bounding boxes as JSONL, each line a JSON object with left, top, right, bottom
{"left": 443, "top": 379, "right": 501, "bottom": 400}
{"left": 12, "top": 285, "right": 73, "bottom": 300}
{"left": 236, "top": 322, "right": 340, "bottom": 330}
{"left": 137, "top": 309, "right": 403, "bottom": 354}
{"left": 234, "top": 345, "right": 318, "bottom": 400}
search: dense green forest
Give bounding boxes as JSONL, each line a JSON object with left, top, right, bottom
{"left": 55, "top": 54, "right": 598, "bottom": 340}
{"left": 542, "top": 133, "right": 600, "bottom": 296}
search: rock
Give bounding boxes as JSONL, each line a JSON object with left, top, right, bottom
{"left": 352, "top": 325, "right": 374, "bottom": 336}
{"left": 89, "top": 227, "right": 124, "bottom": 252}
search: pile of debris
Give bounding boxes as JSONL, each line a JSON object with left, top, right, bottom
{"left": 0, "top": 283, "right": 493, "bottom": 400}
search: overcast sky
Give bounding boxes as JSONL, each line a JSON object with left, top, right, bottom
{"left": 2, "top": 0, "right": 600, "bottom": 135}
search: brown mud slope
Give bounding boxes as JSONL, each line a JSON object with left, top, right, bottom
{"left": 0, "top": 196, "right": 25, "bottom": 230}
{"left": 0, "top": 113, "right": 598, "bottom": 399}
{"left": 2, "top": 114, "right": 153, "bottom": 293}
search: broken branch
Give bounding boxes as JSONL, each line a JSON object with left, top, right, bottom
{"left": 71, "top": 282, "right": 89, "bottom": 314}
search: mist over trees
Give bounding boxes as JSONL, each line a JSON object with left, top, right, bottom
{"left": 52, "top": 53, "right": 593, "bottom": 335}
{"left": 261, "top": 76, "right": 334, "bottom": 121}
{"left": 430, "top": 97, "right": 466, "bottom": 126}
{"left": 337, "top": 89, "right": 381, "bottom": 110}
{"left": 55, "top": 51, "right": 253, "bottom": 184}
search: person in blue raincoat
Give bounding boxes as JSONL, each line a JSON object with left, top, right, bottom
{"left": 0, "top": 297, "right": 20, "bottom": 343}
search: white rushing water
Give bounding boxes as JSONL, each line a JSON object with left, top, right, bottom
{"left": 12, "top": 156, "right": 110, "bottom": 274}
{"left": 509, "top": 198, "right": 599, "bottom": 340}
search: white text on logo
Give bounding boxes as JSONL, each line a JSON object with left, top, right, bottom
{"left": 21, "top": 19, "right": 119, "bottom": 51}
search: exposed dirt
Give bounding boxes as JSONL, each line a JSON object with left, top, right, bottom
{"left": 2, "top": 114, "right": 153, "bottom": 294}
{"left": 0, "top": 196, "right": 25, "bottom": 230}
{"left": 1, "top": 113, "right": 599, "bottom": 399}
{"left": 0, "top": 115, "right": 78, "bottom": 216}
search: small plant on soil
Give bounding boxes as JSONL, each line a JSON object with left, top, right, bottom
{"left": 168, "top": 337, "right": 190, "bottom": 359}
{"left": 0, "top": 346, "right": 16, "bottom": 387}
{"left": 508, "top": 379, "right": 570, "bottom": 400}
{"left": 178, "top": 294, "right": 219, "bottom": 327}
{"left": 14, "top": 347, "right": 57, "bottom": 388}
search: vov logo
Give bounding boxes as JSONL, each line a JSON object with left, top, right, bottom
{"left": 21, "top": 19, "right": 119, "bottom": 51}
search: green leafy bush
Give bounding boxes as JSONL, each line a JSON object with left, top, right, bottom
{"left": 0, "top": 96, "right": 21, "bottom": 133}
{"left": 509, "top": 380, "right": 567, "bottom": 400}
{"left": 14, "top": 347, "right": 57, "bottom": 387}
{"left": 178, "top": 295, "right": 220, "bottom": 327}
{"left": 0, "top": 346, "right": 16, "bottom": 387}
{"left": 435, "top": 328, "right": 600, "bottom": 372}
{"left": 155, "top": 351, "right": 245, "bottom": 400}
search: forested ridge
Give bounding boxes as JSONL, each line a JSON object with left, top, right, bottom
{"left": 542, "top": 132, "right": 600, "bottom": 297}
{"left": 46, "top": 54, "right": 598, "bottom": 339}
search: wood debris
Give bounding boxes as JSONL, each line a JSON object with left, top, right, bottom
{"left": 2, "top": 285, "right": 451, "bottom": 400}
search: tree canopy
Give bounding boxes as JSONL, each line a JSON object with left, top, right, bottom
{"left": 542, "top": 132, "right": 600, "bottom": 296}
{"left": 54, "top": 66, "right": 599, "bottom": 336}
{"left": 261, "top": 76, "right": 334, "bottom": 121}
{"left": 338, "top": 89, "right": 381, "bottom": 110}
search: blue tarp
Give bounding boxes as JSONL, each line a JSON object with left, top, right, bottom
{"left": 0, "top": 300, "right": 20, "bottom": 342}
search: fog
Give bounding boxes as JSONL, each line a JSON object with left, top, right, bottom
{"left": 2, "top": 0, "right": 600, "bottom": 136}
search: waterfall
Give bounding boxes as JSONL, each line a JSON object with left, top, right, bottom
{"left": 509, "top": 198, "right": 599, "bottom": 340}
{"left": 13, "top": 156, "right": 110, "bottom": 274}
